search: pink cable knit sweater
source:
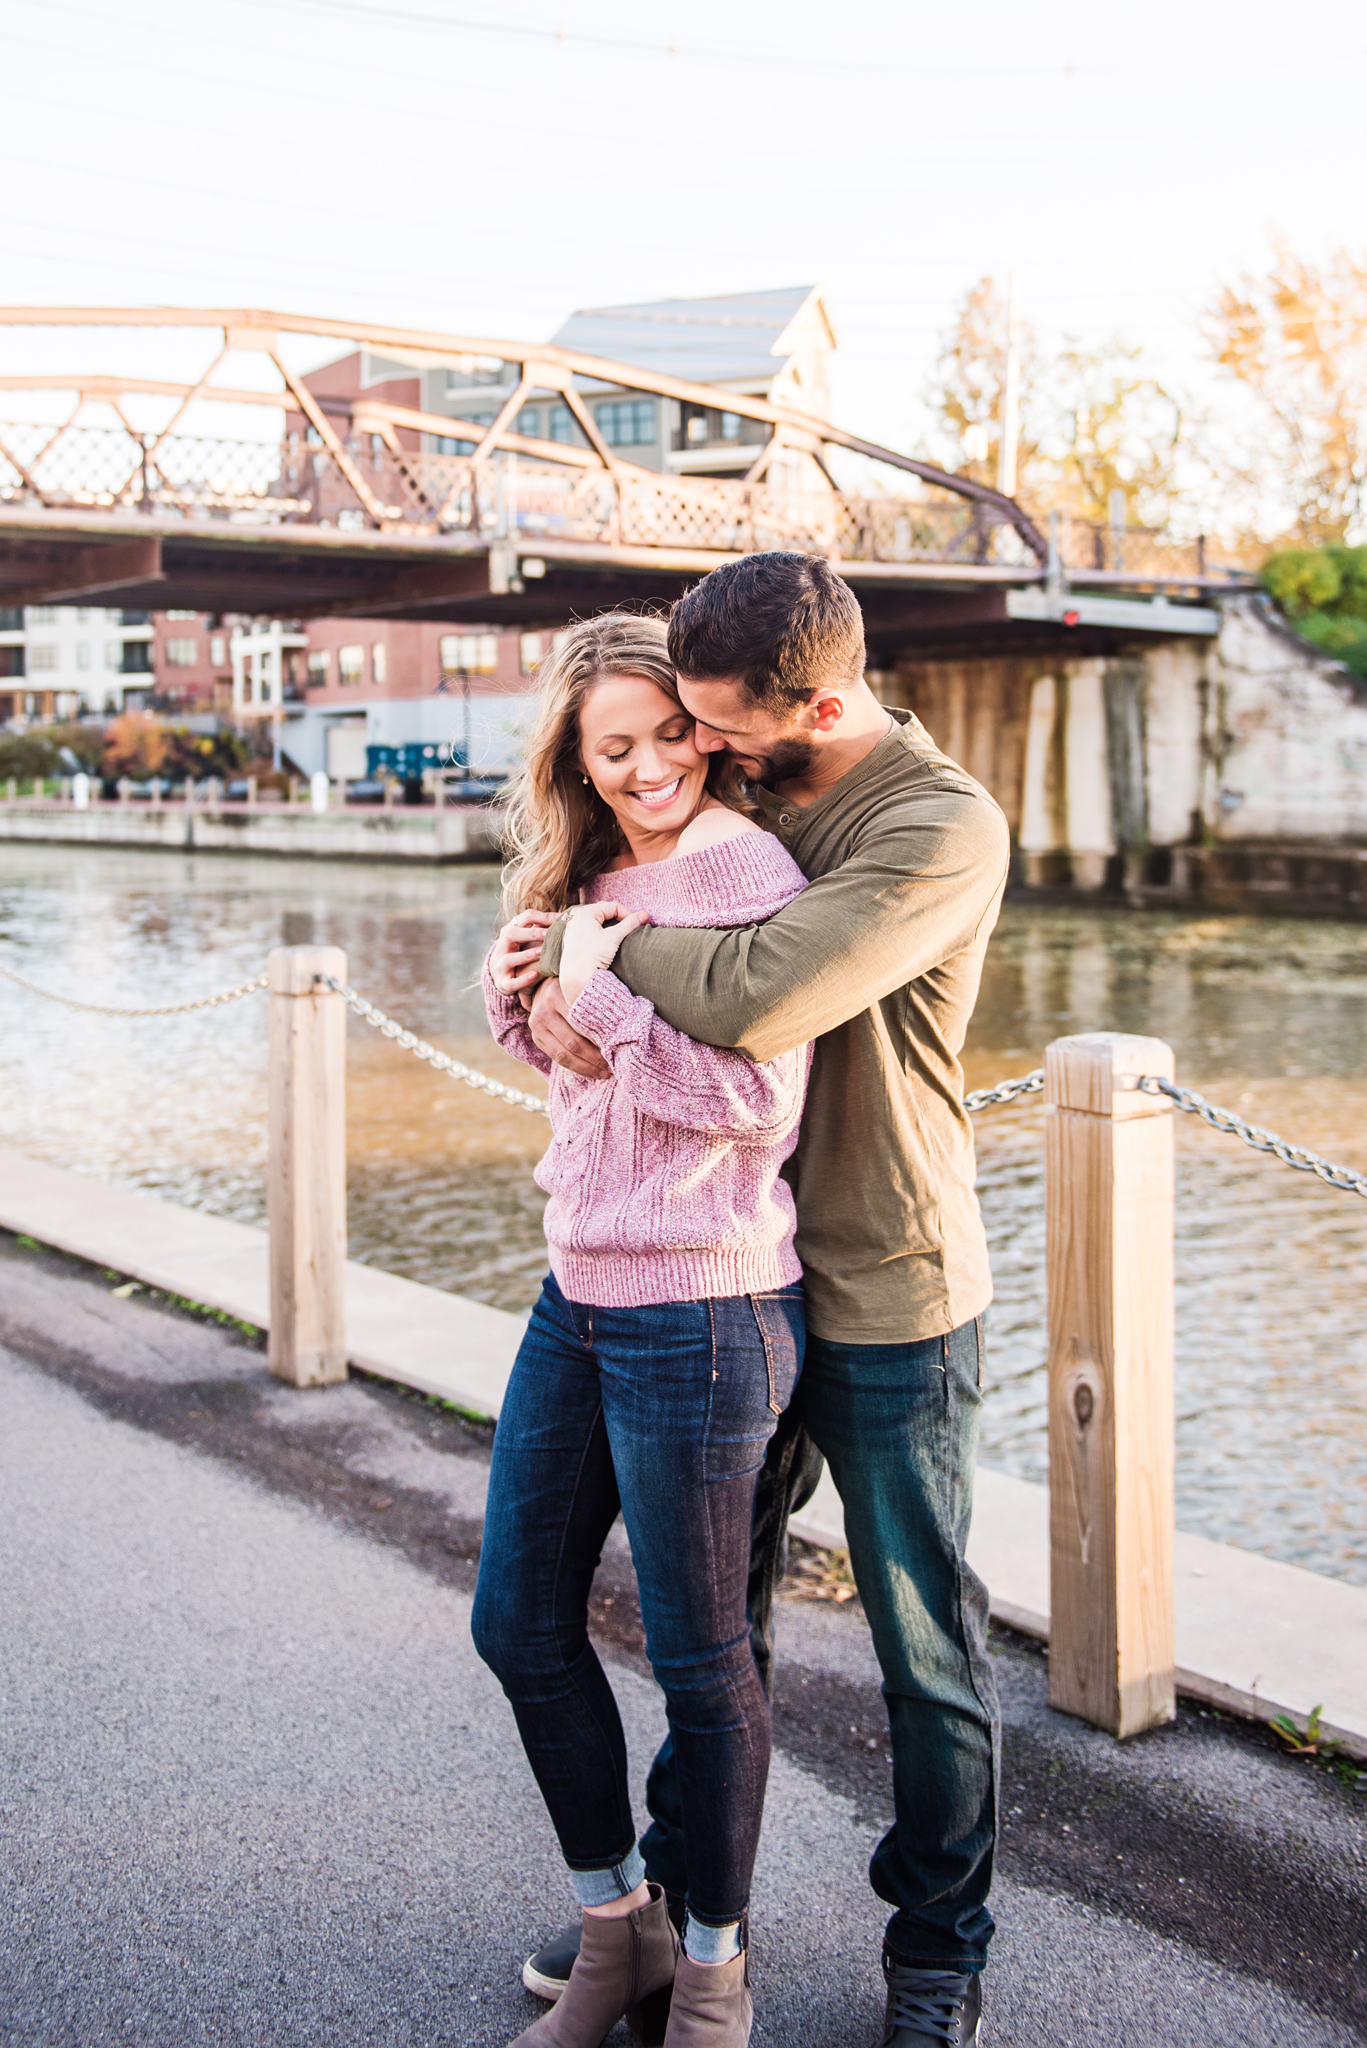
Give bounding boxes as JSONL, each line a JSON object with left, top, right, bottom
{"left": 482, "top": 830, "right": 810, "bottom": 1308}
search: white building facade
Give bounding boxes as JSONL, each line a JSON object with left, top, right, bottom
{"left": 0, "top": 606, "right": 156, "bottom": 724}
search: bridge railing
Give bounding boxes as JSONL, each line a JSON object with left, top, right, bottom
{"left": 0, "top": 417, "right": 1036, "bottom": 568}
{"left": 1056, "top": 514, "right": 1258, "bottom": 585}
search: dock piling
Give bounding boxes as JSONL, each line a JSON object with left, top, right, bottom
{"left": 267, "top": 945, "right": 348, "bottom": 1388}
{"left": 1045, "top": 1031, "right": 1176, "bottom": 1736}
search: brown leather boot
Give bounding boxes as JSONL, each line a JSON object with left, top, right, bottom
{"left": 509, "top": 1884, "right": 677, "bottom": 2047}
{"left": 661, "top": 1948, "right": 752, "bottom": 2047}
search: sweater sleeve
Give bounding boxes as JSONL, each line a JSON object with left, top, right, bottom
{"left": 481, "top": 950, "right": 554, "bottom": 1077}
{"left": 568, "top": 970, "right": 808, "bottom": 1142}
{"left": 539, "top": 785, "right": 1008, "bottom": 1063}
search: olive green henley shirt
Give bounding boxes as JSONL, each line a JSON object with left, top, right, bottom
{"left": 538, "top": 708, "right": 1011, "bottom": 1344}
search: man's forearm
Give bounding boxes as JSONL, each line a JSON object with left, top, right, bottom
{"left": 586, "top": 838, "right": 1008, "bottom": 1061}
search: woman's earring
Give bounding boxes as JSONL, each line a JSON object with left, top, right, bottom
{"left": 581, "top": 774, "right": 590, "bottom": 785}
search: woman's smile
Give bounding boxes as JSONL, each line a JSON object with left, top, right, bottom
{"left": 628, "top": 777, "right": 685, "bottom": 811}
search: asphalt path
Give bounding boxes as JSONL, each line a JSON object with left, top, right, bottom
{"left": 1, "top": 1234, "right": 1363, "bottom": 2046}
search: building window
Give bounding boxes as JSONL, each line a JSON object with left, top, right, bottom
{"left": 371, "top": 642, "right": 386, "bottom": 685}
{"left": 210, "top": 635, "right": 226, "bottom": 666}
{"left": 519, "top": 632, "right": 543, "bottom": 675}
{"left": 165, "top": 638, "right": 198, "bottom": 667}
{"left": 104, "top": 642, "right": 121, "bottom": 670}
{"left": 29, "top": 643, "right": 59, "bottom": 671}
{"left": 120, "top": 642, "right": 154, "bottom": 675}
{"left": 548, "top": 405, "right": 574, "bottom": 444}
{"left": 516, "top": 406, "right": 542, "bottom": 438}
{"left": 721, "top": 412, "right": 741, "bottom": 441}
{"left": 445, "top": 362, "right": 505, "bottom": 390}
{"left": 165, "top": 610, "right": 199, "bottom": 620}
{"left": 307, "top": 650, "right": 330, "bottom": 685}
{"left": 596, "top": 399, "right": 656, "bottom": 447}
{"left": 439, "top": 413, "right": 493, "bottom": 452}
{"left": 28, "top": 607, "right": 57, "bottom": 625}
{"left": 338, "top": 645, "right": 365, "bottom": 684}
{"left": 439, "top": 632, "right": 498, "bottom": 674}
{"left": 76, "top": 643, "right": 90, "bottom": 670}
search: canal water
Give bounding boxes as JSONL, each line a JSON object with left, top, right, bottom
{"left": 2, "top": 844, "right": 1364, "bottom": 1588}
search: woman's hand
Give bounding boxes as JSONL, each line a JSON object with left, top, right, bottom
{"left": 489, "top": 909, "right": 555, "bottom": 997}
{"left": 559, "top": 902, "right": 649, "bottom": 1007}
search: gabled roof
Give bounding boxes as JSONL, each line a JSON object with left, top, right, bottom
{"left": 550, "top": 286, "right": 835, "bottom": 387}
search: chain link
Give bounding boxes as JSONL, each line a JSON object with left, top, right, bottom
{"left": 318, "top": 975, "right": 551, "bottom": 1117}
{"left": 0, "top": 956, "right": 268, "bottom": 1017}
{"left": 965, "top": 1068, "right": 1044, "bottom": 1113}
{"left": 1139, "top": 1075, "right": 1367, "bottom": 1198}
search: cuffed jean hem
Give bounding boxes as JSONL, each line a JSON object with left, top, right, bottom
{"left": 570, "top": 1845, "right": 647, "bottom": 1907}
{"left": 683, "top": 1914, "right": 742, "bottom": 1964}
{"left": 882, "top": 1939, "right": 987, "bottom": 1977}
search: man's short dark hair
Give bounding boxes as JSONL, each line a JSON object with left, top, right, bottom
{"left": 666, "top": 552, "right": 866, "bottom": 714}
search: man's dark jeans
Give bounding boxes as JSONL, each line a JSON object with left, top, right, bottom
{"left": 640, "top": 1317, "right": 999, "bottom": 1971}
{"left": 472, "top": 1273, "right": 805, "bottom": 1930}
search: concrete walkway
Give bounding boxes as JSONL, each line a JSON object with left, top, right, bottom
{"left": 3, "top": 1144, "right": 1364, "bottom": 1759}
{"left": 1, "top": 1236, "right": 1363, "bottom": 2046}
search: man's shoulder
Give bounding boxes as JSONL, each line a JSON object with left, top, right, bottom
{"left": 856, "top": 725, "right": 1009, "bottom": 845}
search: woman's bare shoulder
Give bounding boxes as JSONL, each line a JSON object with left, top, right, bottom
{"left": 674, "top": 805, "right": 761, "bottom": 857}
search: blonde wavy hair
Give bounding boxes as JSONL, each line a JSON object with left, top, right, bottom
{"left": 501, "top": 612, "right": 750, "bottom": 915}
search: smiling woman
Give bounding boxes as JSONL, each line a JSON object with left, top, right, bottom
{"left": 474, "top": 612, "right": 813, "bottom": 2028}
{"left": 495, "top": 613, "right": 753, "bottom": 926}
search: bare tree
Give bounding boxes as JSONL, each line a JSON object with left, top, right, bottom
{"left": 1206, "top": 242, "right": 1367, "bottom": 543}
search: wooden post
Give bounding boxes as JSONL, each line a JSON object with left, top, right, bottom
{"left": 1045, "top": 1031, "right": 1176, "bottom": 1737}
{"left": 267, "top": 945, "right": 347, "bottom": 1387}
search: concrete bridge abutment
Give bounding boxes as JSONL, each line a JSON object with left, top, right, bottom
{"left": 874, "top": 594, "right": 1367, "bottom": 917}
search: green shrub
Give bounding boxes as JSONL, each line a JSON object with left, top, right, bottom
{"left": 0, "top": 732, "right": 59, "bottom": 780}
{"left": 1262, "top": 544, "right": 1367, "bottom": 676}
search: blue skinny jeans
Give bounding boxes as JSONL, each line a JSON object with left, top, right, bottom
{"left": 640, "top": 1317, "right": 999, "bottom": 1971}
{"left": 471, "top": 1273, "right": 805, "bottom": 1931}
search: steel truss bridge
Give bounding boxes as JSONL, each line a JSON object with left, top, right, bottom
{"left": 0, "top": 308, "right": 1240, "bottom": 661}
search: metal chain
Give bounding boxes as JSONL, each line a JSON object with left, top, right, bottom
{"left": 318, "top": 974, "right": 551, "bottom": 1117}
{"left": 6, "top": 946, "right": 1358, "bottom": 1200}
{"left": 965, "top": 1068, "right": 1044, "bottom": 1113}
{"left": 1139, "top": 1075, "right": 1367, "bottom": 1198}
{"left": 0, "top": 955, "right": 268, "bottom": 1017}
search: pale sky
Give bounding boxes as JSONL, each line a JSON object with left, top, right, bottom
{"left": 1, "top": 0, "right": 1364, "bottom": 455}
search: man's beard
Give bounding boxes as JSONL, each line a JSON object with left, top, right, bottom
{"left": 736, "top": 733, "right": 818, "bottom": 789}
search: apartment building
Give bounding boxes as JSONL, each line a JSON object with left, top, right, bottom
{"left": 338, "top": 283, "right": 836, "bottom": 482}
{"left": 0, "top": 607, "right": 156, "bottom": 724}
{"left": 279, "top": 618, "right": 545, "bottom": 779}
{"left": 260, "top": 285, "right": 837, "bottom": 776}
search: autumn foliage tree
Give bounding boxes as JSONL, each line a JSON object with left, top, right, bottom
{"left": 1205, "top": 242, "right": 1367, "bottom": 544}
{"left": 925, "top": 276, "right": 1189, "bottom": 528}
{"left": 102, "top": 711, "right": 168, "bottom": 780}
{"left": 926, "top": 276, "right": 1042, "bottom": 491}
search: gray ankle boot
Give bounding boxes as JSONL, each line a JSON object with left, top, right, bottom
{"left": 661, "top": 1947, "right": 752, "bottom": 2047}
{"left": 509, "top": 1884, "right": 677, "bottom": 2047}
